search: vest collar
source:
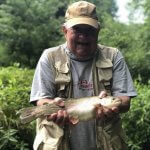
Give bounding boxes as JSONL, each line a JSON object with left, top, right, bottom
{"left": 95, "top": 47, "right": 113, "bottom": 68}
{"left": 60, "top": 43, "right": 113, "bottom": 70}
{"left": 64, "top": 42, "right": 98, "bottom": 62}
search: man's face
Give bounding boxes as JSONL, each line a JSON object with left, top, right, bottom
{"left": 63, "top": 24, "right": 99, "bottom": 59}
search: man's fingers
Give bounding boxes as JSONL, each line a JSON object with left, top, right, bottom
{"left": 112, "top": 107, "right": 119, "bottom": 114}
{"left": 63, "top": 110, "right": 68, "bottom": 120}
{"left": 47, "top": 113, "right": 57, "bottom": 121}
{"left": 55, "top": 110, "right": 68, "bottom": 125}
{"left": 54, "top": 97, "right": 65, "bottom": 107}
{"left": 99, "top": 91, "right": 107, "bottom": 98}
{"left": 103, "top": 107, "right": 119, "bottom": 118}
{"left": 96, "top": 108, "right": 104, "bottom": 119}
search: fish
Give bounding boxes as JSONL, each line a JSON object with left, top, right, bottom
{"left": 18, "top": 96, "right": 121, "bottom": 124}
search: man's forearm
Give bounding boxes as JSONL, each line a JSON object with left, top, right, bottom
{"left": 36, "top": 98, "right": 54, "bottom": 106}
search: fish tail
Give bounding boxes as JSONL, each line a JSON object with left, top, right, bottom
{"left": 18, "top": 107, "right": 38, "bottom": 124}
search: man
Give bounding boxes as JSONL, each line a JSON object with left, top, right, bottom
{"left": 30, "top": 1, "right": 137, "bottom": 150}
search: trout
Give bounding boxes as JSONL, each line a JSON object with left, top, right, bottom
{"left": 18, "top": 96, "right": 121, "bottom": 124}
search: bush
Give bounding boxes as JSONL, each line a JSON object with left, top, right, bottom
{"left": 0, "top": 66, "right": 35, "bottom": 150}
{"left": 122, "top": 81, "right": 150, "bottom": 150}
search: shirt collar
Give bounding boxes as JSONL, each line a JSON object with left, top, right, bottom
{"left": 63, "top": 43, "right": 98, "bottom": 62}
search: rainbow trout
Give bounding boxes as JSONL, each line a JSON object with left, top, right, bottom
{"left": 18, "top": 96, "right": 121, "bottom": 124}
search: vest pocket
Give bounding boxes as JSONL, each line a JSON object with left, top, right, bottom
{"left": 55, "top": 73, "right": 70, "bottom": 85}
{"left": 110, "top": 133, "right": 127, "bottom": 150}
{"left": 55, "top": 62, "right": 70, "bottom": 85}
{"left": 55, "top": 73, "right": 71, "bottom": 97}
{"left": 98, "top": 68, "right": 112, "bottom": 82}
{"left": 38, "top": 142, "right": 58, "bottom": 150}
{"left": 98, "top": 68, "right": 112, "bottom": 94}
{"left": 96, "top": 118, "right": 127, "bottom": 150}
{"left": 55, "top": 62, "right": 71, "bottom": 97}
{"left": 33, "top": 119, "right": 64, "bottom": 150}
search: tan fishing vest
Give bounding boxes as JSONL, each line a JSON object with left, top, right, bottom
{"left": 33, "top": 44, "right": 127, "bottom": 150}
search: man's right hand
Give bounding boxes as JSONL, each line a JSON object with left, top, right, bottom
{"left": 36, "top": 97, "right": 69, "bottom": 126}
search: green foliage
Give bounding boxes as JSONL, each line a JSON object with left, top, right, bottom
{"left": 100, "top": 16, "right": 150, "bottom": 83}
{"left": 124, "top": 0, "right": 150, "bottom": 83}
{"left": 0, "top": 0, "right": 119, "bottom": 67}
{"left": 0, "top": 0, "right": 149, "bottom": 149}
{"left": 100, "top": 17, "right": 132, "bottom": 51}
{"left": 0, "top": 42, "right": 11, "bottom": 66}
{"left": 97, "top": 0, "right": 149, "bottom": 83}
{"left": 0, "top": 0, "right": 149, "bottom": 82}
{"left": 0, "top": 66, "right": 35, "bottom": 150}
{"left": 124, "top": 22, "right": 150, "bottom": 83}
{"left": 87, "top": 0, "right": 118, "bottom": 24}
{"left": 0, "top": 0, "right": 66, "bottom": 67}
{"left": 122, "top": 82, "right": 150, "bottom": 150}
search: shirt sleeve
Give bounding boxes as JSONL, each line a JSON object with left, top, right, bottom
{"left": 111, "top": 50, "right": 137, "bottom": 97}
{"left": 30, "top": 50, "right": 56, "bottom": 103}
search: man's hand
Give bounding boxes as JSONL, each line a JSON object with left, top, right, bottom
{"left": 96, "top": 91, "right": 120, "bottom": 119}
{"left": 36, "top": 97, "right": 69, "bottom": 126}
{"left": 96, "top": 91, "right": 131, "bottom": 119}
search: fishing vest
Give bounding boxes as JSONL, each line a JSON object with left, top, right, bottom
{"left": 33, "top": 44, "right": 127, "bottom": 150}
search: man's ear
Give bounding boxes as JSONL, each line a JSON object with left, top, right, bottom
{"left": 61, "top": 25, "right": 67, "bottom": 34}
{"left": 61, "top": 25, "right": 68, "bottom": 40}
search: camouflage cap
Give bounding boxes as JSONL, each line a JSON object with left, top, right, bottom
{"left": 65, "top": 1, "right": 100, "bottom": 29}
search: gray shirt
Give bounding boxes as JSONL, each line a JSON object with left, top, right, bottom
{"left": 69, "top": 58, "right": 97, "bottom": 150}
{"left": 30, "top": 44, "right": 137, "bottom": 150}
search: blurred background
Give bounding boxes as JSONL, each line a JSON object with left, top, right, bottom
{"left": 0, "top": 0, "right": 150, "bottom": 149}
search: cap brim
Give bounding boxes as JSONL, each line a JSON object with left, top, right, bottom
{"left": 65, "top": 17, "right": 99, "bottom": 29}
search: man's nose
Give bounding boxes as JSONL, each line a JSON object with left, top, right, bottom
{"left": 78, "top": 30, "right": 89, "bottom": 37}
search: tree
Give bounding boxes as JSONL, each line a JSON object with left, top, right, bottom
{"left": 99, "top": 0, "right": 150, "bottom": 83}
{"left": 0, "top": 0, "right": 6, "bottom": 5}
{"left": 125, "top": 0, "right": 150, "bottom": 83}
{"left": 0, "top": 0, "right": 119, "bottom": 67}
{"left": 88, "top": 0, "right": 118, "bottom": 23}
{"left": 0, "top": 0, "right": 66, "bottom": 67}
